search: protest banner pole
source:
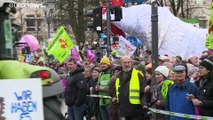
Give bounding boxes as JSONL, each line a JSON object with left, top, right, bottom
{"left": 151, "top": 0, "right": 159, "bottom": 119}
{"left": 106, "top": 0, "right": 111, "bottom": 57}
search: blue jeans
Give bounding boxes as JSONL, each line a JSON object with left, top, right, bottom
{"left": 68, "top": 104, "right": 84, "bottom": 120}
{"left": 99, "top": 105, "right": 109, "bottom": 120}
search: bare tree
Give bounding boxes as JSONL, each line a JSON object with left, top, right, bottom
{"left": 156, "top": 0, "right": 196, "bottom": 18}
{"left": 55, "top": 0, "right": 100, "bottom": 45}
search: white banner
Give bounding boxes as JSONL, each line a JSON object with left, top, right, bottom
{"left": 113, "top": 5, "right": 208, "bottom": 60}
{"left": 0, "top": 78, "right": 44, "bottom": 120}
{"left": 116, "top": 36, "right": 137, "bottom": 57}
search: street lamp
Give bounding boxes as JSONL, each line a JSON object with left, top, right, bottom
{"left": 150, "top": 0, "right": 158, "bottom": 86}
{"left": 43, "top": 0, "right": 55, "bottom": 39}
{"left": 151, "top": 0, "right": 158, "bottom": 119}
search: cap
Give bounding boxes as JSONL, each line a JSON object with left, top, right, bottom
{"left": 172, "top": 65, "right": 186, "bottom": 72}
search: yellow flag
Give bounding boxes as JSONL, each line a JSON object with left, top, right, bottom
{"left": 206, "top": 2, "right": 213, "bottom": 49}
{"left": 46, "top": 26, "right": 74, "bottom": 63}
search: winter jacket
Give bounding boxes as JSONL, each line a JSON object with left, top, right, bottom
{"left": 91, "top": 78, "right": 102, "bottom": 119}
{"left": 85, "top": 77, "right": 95, "bottom": 106}
{"left": 149, "top": 80, "right": 173, "bottom": 120}
{"left": 85, "top": 77, "right": 95, "bottom": 119}
{"left": 197, "top": 77, "right": 213, "bottom": 116}
{"left": 116, "top": 69, "right": 147, "bottom": 117}
{"left": 86, "top": 77, "right": 95, "bottom": 95}
{"left": 166, "top": 80, "right": 198, "bottom": 120}
{"left": 64, "top": 66, "right": 87, "bottom": 107}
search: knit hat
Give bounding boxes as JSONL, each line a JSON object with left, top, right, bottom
{"left": 100, "top": 56, "right": 110, "bottom": 65}
{"left": 155, "top": 66, "right": 169, "bottom": 78}
{"left": 136, "top": 63, "right": 146, "bottom": 73}
{"left": 200, "top": 57, "right": 213, "bottom": 71}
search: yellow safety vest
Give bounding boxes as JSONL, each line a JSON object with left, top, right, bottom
{"left": 115, "top": 68, "right": 143, "bottom": 104}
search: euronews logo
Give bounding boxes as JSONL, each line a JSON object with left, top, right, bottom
{"left": 9, "top": 2, "right": 45, "bottom": 9}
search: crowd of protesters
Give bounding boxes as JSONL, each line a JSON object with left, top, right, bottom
{"left": 27, "top": 48, "right": 213, "bottom": 120}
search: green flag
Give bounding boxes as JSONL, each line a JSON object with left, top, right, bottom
{"left": 46, "top": 26, "right": 74, "bottom": 63}
{"left": 206, "top": 1, "right": 213, "bottom": 49}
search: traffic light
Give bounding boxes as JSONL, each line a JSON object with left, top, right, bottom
{"left": 86, "top": 7, "right": 102, "bottom": 32}
{"left": 110, "top": 6, "right": 122, "bottom": 21}
{"left": 96, "top": 49, "right": 102, "bottom": 63}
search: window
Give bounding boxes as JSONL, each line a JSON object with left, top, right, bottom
{"left": 26, "top": 19, "right": 35, "bottom": 27}
{"left": 199, "top": 20, "right": 208, "bottom": 28}
{"left": 26, "top": 15, "right": 35, "bottom": 18}
{"left": 37, "top": 19, "right": 42, "bottom": 26}
{"left": 26, "top": 27, "right": 36, "bottom": 31}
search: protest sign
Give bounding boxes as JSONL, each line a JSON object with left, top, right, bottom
{"left": 116, "top": 36, "right": 137, "bottom": 57}
{"left": 0, "top": 78, "right": 43, "bottom": 120}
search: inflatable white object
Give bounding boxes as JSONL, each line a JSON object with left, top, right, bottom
{"left": 113, "top": 4, "right": 208, "bottom": 60}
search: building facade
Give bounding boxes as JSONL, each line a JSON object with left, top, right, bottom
{"left": 163, "top": 0, "right": 211, "bottom": 28}
{"left": 11, "top": 0, "right": 56, "bottom": 42}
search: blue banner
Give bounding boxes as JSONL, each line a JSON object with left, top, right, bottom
{"left": 126, "top": 36, "right": 143, "bottom": 46}
{"left": 124, "top": 0, "right": 144, "bottom": 3}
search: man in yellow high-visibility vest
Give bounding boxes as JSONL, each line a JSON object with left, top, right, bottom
{"left": 115, "top": 55, "right": 147, "bottom": 120}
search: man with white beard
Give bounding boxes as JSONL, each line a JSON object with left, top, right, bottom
{"left": 115, "top": 55, "right": 147, "bottom": 120}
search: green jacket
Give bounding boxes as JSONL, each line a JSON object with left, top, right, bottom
{"left": 97, "top": 70, "right": 111, "bottom": 106}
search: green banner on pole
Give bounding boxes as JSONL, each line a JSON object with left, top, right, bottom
{"left": 46, "top": 26, "right": 74, "bottom": 63}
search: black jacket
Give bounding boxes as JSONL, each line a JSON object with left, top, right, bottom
{"left": 65, "top": 66, "right": 87, "bottom": 107}
{"left": 90, "top": 78, "right": 101, "bottom": 117}
{"left": 86, "top": 77, "right": 95, "bottom": 95}
{"left": 117, "top": 69, "right": 147, "bottom": 117}
{"left": 196, "top": 76, "right": 213, "bottom": 116}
